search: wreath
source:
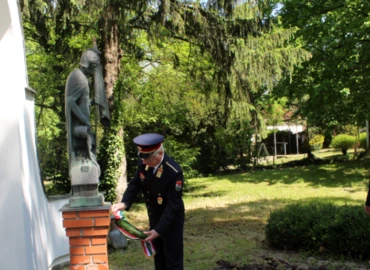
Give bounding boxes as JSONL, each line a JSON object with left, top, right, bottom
{"left": 114, "top": 211, "right": 156, "bottom": 257}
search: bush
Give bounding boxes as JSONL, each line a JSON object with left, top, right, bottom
{"left": 164, "top": 137, "right": 200, "bottom": 180}
{"left": 309, "top": 135, "right": 325, "bottom": 151}
{"left": 265, "top": 202, "right": 370, "bottom": 259}
{"left": 359, "top": 132, "right": 368, "bottom": 150}
{"left": 330, "top": 134, "right": 355, "bottom": 155}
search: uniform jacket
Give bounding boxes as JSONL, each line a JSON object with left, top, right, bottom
{"left": 122, "top": 154, "right": 185, "bottom": 236}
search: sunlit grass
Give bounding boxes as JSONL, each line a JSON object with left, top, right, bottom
{"left": 108, "top": 156, "right": 370, "bottom": 270}
{"left": 258, "top": 148, "right": 360, "bottom": 165}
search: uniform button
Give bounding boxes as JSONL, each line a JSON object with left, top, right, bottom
{"left": 146, "top": 199, "right": 149, "bottom": 201}
{"left": 147, "top": 191, "right": 150, "bottom": 194}
{"left": 149, "top": 212, "right": 151, "bottom": 215}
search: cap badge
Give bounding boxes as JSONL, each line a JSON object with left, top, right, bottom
{"left": 176, "top": 180, "right": 182, "bottom": 191}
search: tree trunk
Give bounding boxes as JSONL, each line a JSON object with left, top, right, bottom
{"left": 101, "top": 5, "right": 122, "bottom": 105}
{"left": 100, "top": 4, "right": 126, "bottom": 202}
{"left": 115, "top": 127, "right": 127, "bottom": 202}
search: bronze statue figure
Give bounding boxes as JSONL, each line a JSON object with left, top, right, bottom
{"left": 65, "top": 41, "right": 110, "bottom": 207}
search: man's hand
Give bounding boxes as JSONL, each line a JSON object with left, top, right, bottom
{"left": 144, "top": 230, "right": 160, "bottom": 242}
{"left": 364, "top": 206, "right": 370, "bottom": 215}
{"left": 111, "top": 202, "right": 126, "bottom": 213}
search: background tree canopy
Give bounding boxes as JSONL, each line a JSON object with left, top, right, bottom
{"left": 274, "top": 0, "right": 370, "bottom": 130}
{"left": 22, "top": 0, "right": 320, "bottom": 201}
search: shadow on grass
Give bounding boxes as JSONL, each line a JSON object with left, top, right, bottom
{"left": 184, "top": 183, "right": 207, "bottom": 193}
{"left": 183, "top": 197, "right": 366, "bottom": 267}
{"left": 185, "top": 180, "right": 229, "bottom": 197}
{"left": 107, "top": 197, "right": 368, "bottom": 269}
{"left": 220, "top": 158, "right": 370, "bottom": 188}
{"left": 186, "top": 190, "right": 228, "bottom": 198}
{"left": 185, "top": 196, "right": 365, "bottom": 231}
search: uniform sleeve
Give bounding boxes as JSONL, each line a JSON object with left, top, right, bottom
{"left": 154, "top": 171, "right": 184, "bottom": 235}
{"left": 121, "top": 169, "right": 141, "bottom": 211}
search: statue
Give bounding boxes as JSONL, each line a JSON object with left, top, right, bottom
{"left": 65, "top": 40, "right": 110, "bottom": 207}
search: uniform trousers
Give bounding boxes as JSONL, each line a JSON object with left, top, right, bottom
{"left": 152, "top": 223, "right": 184, "bottom": 270}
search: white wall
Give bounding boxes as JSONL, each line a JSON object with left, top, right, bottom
{"left": 267, "top": 124, "right": 304, "bottom": 134}
{"left": 0, "top": 1, "right": 69, "bottom": 269}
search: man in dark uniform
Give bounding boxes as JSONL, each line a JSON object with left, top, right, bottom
{"left": 111, "top": 133, "right": 185, "bottom": 270}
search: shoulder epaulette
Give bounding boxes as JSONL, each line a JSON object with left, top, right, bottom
{"left": 165, "top": 161, "right": 178, "bottom": 173}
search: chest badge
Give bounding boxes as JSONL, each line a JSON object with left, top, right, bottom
{"left": 140, "top": 172, "right": 145, "bottom": 181}
{"left": 157, "top": 194, "right": 163, "bottom": 205}
{"left": 176, "top": 180, "right": 182, "bottom": 191}
{"left": 156, "top": 165, "right": 163, "bottom": 178}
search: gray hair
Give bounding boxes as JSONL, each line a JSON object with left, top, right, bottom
{"left": 152, "top": 144, "right": 164, "bottom": 157}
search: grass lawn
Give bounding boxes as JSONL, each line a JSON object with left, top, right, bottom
{"left": 108, "top": 153, "right": 370, "bottom": 270}
{"left": 256, "top": 148, "right": 360, "bottom": 165}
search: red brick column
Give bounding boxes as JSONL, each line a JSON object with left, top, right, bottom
{"left": 61, "top": 204, "right": 111, "bottom": 270}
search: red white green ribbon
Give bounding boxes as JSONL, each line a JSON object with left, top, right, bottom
{"left": 116, "top": 226, "right": 142, "bottom": 240}
{"left": 141, "top": 240, "right": 156, "bottom": 257}
{"left": 114, "top": 211, "right": 156, "bottom": 257}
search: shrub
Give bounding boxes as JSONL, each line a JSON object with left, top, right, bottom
{"left": 359, "top": 132, "right": 368, "bottom": 150}
{"left": 265, "top": 202, "right": 370, "bottom": 259}
{"left": 309, "top": 135, "right": 325, "bottom": 151}
{"left": 329, "top": 134, "right": 355, "bottom": 155}
{"left": 164, "top": 137, "right": 200, "bottom": 180}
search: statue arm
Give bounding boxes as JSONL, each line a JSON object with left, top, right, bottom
{"left": 65, "top": 69, "right": 91, "bottom": 127}
{"left": 69, "top": 101, "right": 91, "bottom": 127}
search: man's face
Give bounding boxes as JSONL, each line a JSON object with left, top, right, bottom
{"left": 141, "top": 151, "right": 163, "bottom": 167}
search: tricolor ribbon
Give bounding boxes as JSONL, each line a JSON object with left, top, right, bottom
{"left": 114, "top": 211, "right": 156, "bottom": 257}
{"left": 141, "top": 240, "right": 156, "bottom": 257}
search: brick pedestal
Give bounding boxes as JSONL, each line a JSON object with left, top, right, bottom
{"left": 60, "top": 203, "right": 111, "bottom": 270}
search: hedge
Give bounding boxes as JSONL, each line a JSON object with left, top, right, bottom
{"left": 265, "top": 202, "right": 370, "bottom": 259}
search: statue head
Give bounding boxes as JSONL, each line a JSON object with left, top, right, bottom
{"left": 79, "top": 49, "right": 100, "bottom": 75}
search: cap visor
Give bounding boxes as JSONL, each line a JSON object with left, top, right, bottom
{"left": 138, "top": 152, "right": 153, "bottom": 159}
